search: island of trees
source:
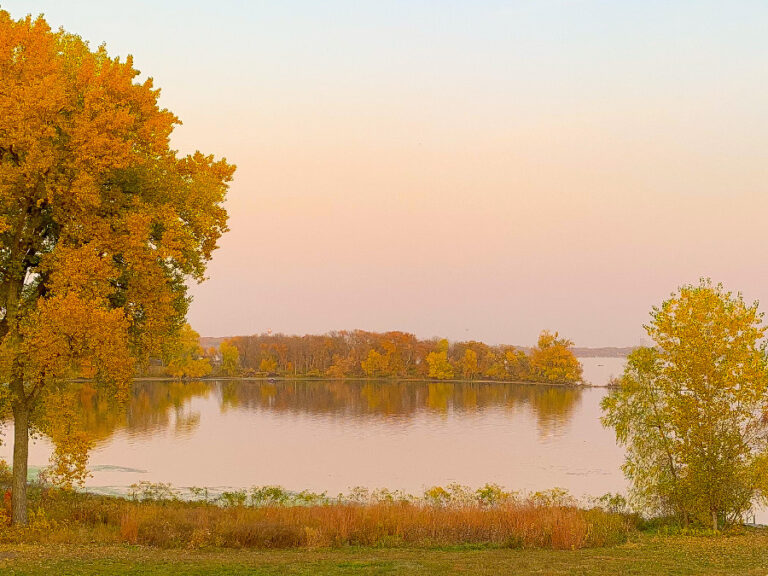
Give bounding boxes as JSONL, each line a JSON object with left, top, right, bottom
{"left": 163, "top": 328, "right": 584, "bottom": 384}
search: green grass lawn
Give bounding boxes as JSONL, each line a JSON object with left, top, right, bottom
{"left": 2, "top": 531, "right": 767, "bottom": 575}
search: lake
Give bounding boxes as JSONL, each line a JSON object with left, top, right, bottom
{"left": 1, "top": 357, "right": 630, "bottom": 501}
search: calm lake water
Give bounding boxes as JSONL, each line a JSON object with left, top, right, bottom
{"left": 2, "top": 357, "right": 631, "bottom": 500}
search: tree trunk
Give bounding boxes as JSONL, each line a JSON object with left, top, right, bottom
{"left": 712, "top": 510, "right": 718, "bottom": 532}
{"left": 11, "top": 399, "right": 29, "bottom": 526}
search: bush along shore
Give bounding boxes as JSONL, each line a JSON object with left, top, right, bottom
{"left": 0, "top": 481, "right": 637, "bottom": 550}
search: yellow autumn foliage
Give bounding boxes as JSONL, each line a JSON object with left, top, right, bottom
{"left": 0, "top": 11, "right": 233, "bottom": 524}
{"left": 602, "top": 280, "right": 768, "bottom": 530}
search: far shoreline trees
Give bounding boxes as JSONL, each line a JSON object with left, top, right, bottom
{"left": 163, "top": 325, "right": 212, "bottom": 380}
{"left": 209, "top": 329, "right": 583, "bottom": 384}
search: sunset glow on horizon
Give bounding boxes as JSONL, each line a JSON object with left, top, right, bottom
{"left": 4, "top": 0, "right": 767, "bottom": 347}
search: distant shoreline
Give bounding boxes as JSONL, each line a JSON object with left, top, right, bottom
{"left": 572, "top": 348, "right": 635, "bottom": 358}
{"left": 201, "top": 336, "right": 637, "bottom": 359}
{"left": 128, "top": 376, "right": 614, "bottom": 388}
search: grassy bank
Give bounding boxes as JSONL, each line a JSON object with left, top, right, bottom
{"left": 3, "top": 484, "right": 766, "bottom": 574}
{"left": 6, "top": 484, "right": 768, "bottom": 576}
{"left": 3, "top": 530, "right": 768, "bottom": 575}
{"left": 0, "top": 485, "right": 633, "bottom": 550}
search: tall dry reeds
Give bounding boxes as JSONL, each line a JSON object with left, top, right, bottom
{"left": 1, "top": 484, "right": 635, "bottom": 550}
{"left": 115, "top": 500, "right": 631, "bottom": 549}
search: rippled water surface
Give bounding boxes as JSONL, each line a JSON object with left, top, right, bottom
{"left": 2, "top": 357, "right": 630, "bottom": 499}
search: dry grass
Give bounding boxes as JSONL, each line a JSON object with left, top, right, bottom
{"left": 0, "top": 487, "right": 634, "bottom": 550}
{"left": 118, "top": 502, "right": 628, "bottom": 549}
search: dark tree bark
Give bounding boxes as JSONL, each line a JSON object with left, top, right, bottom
{"left": 10, "top": 382, "right": 29, "bottom": 526}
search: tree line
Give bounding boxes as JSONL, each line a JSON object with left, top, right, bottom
{"left": 164, "top": 328, "right": 583, "bottom": 384}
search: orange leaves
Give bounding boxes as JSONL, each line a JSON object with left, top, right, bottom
{"left": 426, "top": 339, "right": 454, "bottom": 380}
{"left": 360, "top": 349, "right": 387, "bottom": 377}
{"left": 40, "top": 388, "right": 94, "bottom": 488}
{"left": 224, "top": 331, "right": 580, "bottom": 383}
{"left": 42, "top": 245, "right": 116, "bottom": 303}
{"left": 460, "top": 348, "right": 479, "bottom": 380}
{"left": 0, "top": 9, "right": 201, "bottom": 228}
{"left": 0, "top": 9, "right": 234, "bottom": 361}
{"left": 0, "top": 15, "right": 65, "bottom": 201}
{"left": 529, "top": 330, "right": 582, "bottom": 384}
{"left": 17, "top": 292, "right": 132, "bottom": 389}
{"left": 0, "top": 9, "right": 233, "bottom": 518}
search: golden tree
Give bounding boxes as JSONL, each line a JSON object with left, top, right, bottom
{"left": 164, "top": 324, "right": 212, "bottom": 379}
{"left": 602, "top": 281, "right": 768, "bottom": 529}
{"left": 219, "top": 340, "right": 241, "bottom": 377}
{"left": 529, "top": 330, "right": 582, "bottom": 383}
{"left": 258, "top": 356, "right": 278, "bottom": 374}
{"left": 360, "top": 349, "right": 385, "bottom": 377}
{"left": 460, "top": 348, "right": 478, "bottom": 380}
{"left": 426, "top": 339, "right": 454, "bottom": 380}
{"left": 0, "top": 12, "right": 234, "bottom": 524}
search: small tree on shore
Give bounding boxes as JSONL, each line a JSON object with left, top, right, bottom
{"left": 529, "top": 331, "right": 582, "bottom": 383}
{"left": 426, "top": 339, "right": 454, "bottom": 380}
{"left": 164, "top": 324, "right": 212, "bottom": 379}
{"left": 219, "top": 341, "right": 241, "bottom": 376}
{"left": 602, "top": 280, "right": 768, "bottom": 530}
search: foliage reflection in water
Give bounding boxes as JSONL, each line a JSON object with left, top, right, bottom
{"left": 2, "top": 358, "right": 627, "bottom": 500}
{"left": 63, "top": 380, "right": 585, "bottom": 441}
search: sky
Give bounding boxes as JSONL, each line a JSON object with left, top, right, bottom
{"left": 2, "top": 0, "right": 768, "bottom": 347}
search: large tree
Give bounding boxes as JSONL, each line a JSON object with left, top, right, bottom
{"left": 602, "top": 280, "right": 768, "bottom": 530}
{"left": 0, "top": 12, "right": 234, "bottom": 524}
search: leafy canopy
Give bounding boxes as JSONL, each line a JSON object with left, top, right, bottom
{"left": 0, "top": 11, "right": 233, "bottom": 496}
{"left": 529, "top": 331, "right": 582, "bottom": 384}
{"left": 426, "top": 339, "right": 454, "bottom": 380}
{"left": 219, "top": 341, "right": 241, "bottom": 377}
{"left": 602, "top": 280, "right": 768, "bottom": 529}
{"left": 164, "top": 324, "right": 212, "bottom": 379}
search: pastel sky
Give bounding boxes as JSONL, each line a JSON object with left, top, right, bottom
{"left": 3, "top": 1, "right": 768, "bottom": 347}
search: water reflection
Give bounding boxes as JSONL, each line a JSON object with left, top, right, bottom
{"left": 221, "top": 380, "right": 583, "bottom": 437}
{"left": 75, "top": 380, "right": 212, "bottom": 443}
{"left": 2, "top": 365, "right": 626, "bottom": 499}
{"left": 75, "top": 379, "right": 583, "bottom": 442}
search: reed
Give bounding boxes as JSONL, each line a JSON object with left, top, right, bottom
{"left": 118, "top": 501, "right": 632, "bottom": 549}
{"left": 1, "top": 485, "right": 635, "bottom": 550}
